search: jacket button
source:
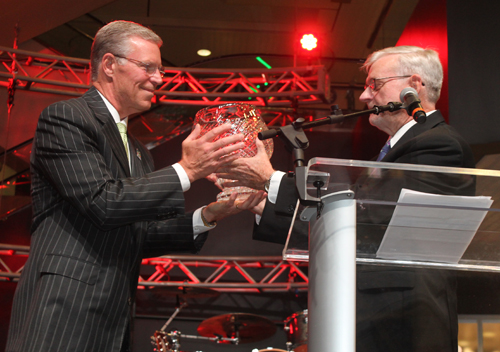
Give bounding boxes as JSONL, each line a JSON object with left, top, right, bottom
{"left": 287, "top": 204, "right": 295, "bottom": 213}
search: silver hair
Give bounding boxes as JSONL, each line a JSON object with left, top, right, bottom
{"left": 90, "top": 20, "right": 162, "bottom": 81}
{"left": 361, "top": 46, "right": 443, "bottom": 104}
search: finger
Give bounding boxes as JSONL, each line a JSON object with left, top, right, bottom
{"left": 205, "top": 173, "right": 218, "bottom": 183}
{"left": 227, "top": 192, "right": 238, "bottom": 208}
{"left": 238, "top": 191, "right": 260, "bottom": 209}
{"left": 255, "top": 138, "right": 267, "bottom": 154}
{"left": 247, "top": 191, "right": 267, "bottom": 207}
{"left": 215, "top": 173, "right": 236, "bottom": 180}
{"left": 213, "top": 153, "right": 243, "bottom": 167}
{"left": 209, "top": 141, "right": 245, "bottom": 159}
{"left": 211, "top": 134, "right": 245, "bottom": 151}
{"left": 200, "top": 124, "right": 233, "bottom": 142}
{"left": 186, "top": 124, "right": 201, "bottom": 141}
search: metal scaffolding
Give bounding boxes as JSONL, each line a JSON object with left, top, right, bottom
{"left": 0, "top": 244, "right": 309, "bottom": 293}
{"left": 0, "top": 45, "right": 329, "bottom": 106}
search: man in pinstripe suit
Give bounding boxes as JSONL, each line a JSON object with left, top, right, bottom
{"left": 6, "top": 21, "right": 265, "bottom": 352}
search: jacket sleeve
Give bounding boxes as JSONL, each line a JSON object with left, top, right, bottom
{"left": 253, "top": 174, "right": 303, "bottom": 244}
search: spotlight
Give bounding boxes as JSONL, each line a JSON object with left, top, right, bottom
{"left": 300, "top": 34, "right": 318, "bottom": 51}
{"left": 197, "top": 49, "right": 211, "bottom": 57}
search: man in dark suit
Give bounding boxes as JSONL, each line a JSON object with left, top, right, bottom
{"left": 219, "top": 46, "right": 475, "bottom": 351}
{"left": 6, "top": 21, "right": 265, "bottom": 352}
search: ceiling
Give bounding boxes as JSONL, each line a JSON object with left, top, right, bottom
{"left": 1, "top": 0, "right": 419, "bottom": 111}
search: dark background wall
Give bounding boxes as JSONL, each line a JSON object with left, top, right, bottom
{"left": 448, "top": 0, "right": 500, "bottom": 146}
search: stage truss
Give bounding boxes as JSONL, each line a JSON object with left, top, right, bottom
{"left": 0, "top": 45, "right": 329, "bottom": 106}
{"left": 0, "top": 244, "right": 309, "bottom": 293}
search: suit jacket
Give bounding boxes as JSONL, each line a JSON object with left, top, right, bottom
{"left": 6, "top": 86, "right": 205, "bottom": 352}
{"left": 254, "top": 111, "right": 476, "bottom": 352}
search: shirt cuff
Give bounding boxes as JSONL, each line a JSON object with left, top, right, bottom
{"left": 267, "top": 171, "right": 286, "bottom": 204}
{"left": 255, "top": 214, "right": 262, "bottom": 225}
{"left": 172, "top": 163, "right": 191, "bottom": 192}
{"left": 193, "top": 207, "right": 216, "bottom": 237}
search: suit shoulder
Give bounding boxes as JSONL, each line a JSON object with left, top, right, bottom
{"left": 417, "top": 123, "right": 475, "bottom": 167}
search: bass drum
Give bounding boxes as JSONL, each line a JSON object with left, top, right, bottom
{"left": 284, "top": 310, "right": 308, "bottom": 352}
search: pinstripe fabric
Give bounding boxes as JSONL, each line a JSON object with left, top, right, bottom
{"left": 6, "top": 86, "right": 201, "bottom": 352}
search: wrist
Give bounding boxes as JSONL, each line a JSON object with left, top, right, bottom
{"left": 264, "top": 170, "right": 276, "bottom": 192}
{"left": 201, "top": 206, "right": 217, "bottom": 227}
{"left": 178, "top": 160, "right": 196, "bottom": 183}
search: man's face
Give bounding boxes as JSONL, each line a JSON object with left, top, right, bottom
{"left": 359, "top": 54, "right": 413, "bottom": 136}
{"left": 112, "top": 36, "right": 163, "bottom": 117}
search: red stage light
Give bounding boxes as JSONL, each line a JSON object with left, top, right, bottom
{"left": 300, "top": 34, "right": 318, "bottom": 51}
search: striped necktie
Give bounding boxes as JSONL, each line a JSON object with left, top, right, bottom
{"left": 116, "top": 122, "right": 129, "bottom": 160}
{"left": 376, "top": 139, "right": 391, "bottom": 161}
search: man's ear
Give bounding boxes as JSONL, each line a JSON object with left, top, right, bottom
{"left": 101, "top": 53, "right": 116, "bottom": 77}
{"left": 410, "top": 74, "right": 424, "bottom": 93}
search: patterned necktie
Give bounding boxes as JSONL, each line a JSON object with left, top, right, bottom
{"left": 116, "top": 123, "right": 129, "bottom": 160}
{"left": 376, "top": 139, "right": 391, "bottom": 161}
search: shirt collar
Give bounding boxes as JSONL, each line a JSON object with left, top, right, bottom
{"left": 389, "top": 110, "right": 436, "bottom": 147}
{"left": 96, "top": 89, "right": 128, "bottom": 127}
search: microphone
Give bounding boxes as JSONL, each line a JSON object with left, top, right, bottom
{"left": 400, "top": 87, "right": 426, "bottom": 124}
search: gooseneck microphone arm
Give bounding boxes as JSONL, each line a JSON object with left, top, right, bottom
{"left": 258, "top": 102, "right": 403, "bottom": 144}
{"left": 258, "top": 102, "right": 403, "bottom": 206}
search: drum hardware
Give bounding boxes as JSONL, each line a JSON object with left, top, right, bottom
{"left": 151, "top": 286, "right": 221, "bottom": 352}
{"left": 152, "top": 330, "right": 238, "bottom": 352}
{"left": 197, "top": 313, "right": 277, "bottom": 344}
{"left": 284, "top": 310, "right": 308, "bottom": 352}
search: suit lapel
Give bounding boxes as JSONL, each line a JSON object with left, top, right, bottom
{"left": 393, "top": 111, "right": 445, "bottom": 148}
{"left": 83, "top": 87, "right": 131, "bottom": 177}
{"left": 128, "top": 137, "right": 146, "bottom": 177}
{"left": 384, "top": 111, "right": 445, "bottom": 161}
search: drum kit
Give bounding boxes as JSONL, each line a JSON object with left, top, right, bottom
{"left": 150, "top": 286, "right": 308, "bottom": 352}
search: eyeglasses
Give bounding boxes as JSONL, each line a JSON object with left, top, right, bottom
{"left": 364, "top": 75, "right": 411, "bottom": 93}
{"left": 113, "top": 54, "right": 165, "bottom": 78}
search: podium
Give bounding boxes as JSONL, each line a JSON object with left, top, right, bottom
{"left": 284, "top": 157, "right": 500, "bottom": 352}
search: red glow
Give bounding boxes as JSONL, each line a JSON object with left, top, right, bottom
{"left": 396, "top": 0, "right": 448, "bottom": 121}
{"left": 300, "top": 34, "right": 318, "bottom": 51}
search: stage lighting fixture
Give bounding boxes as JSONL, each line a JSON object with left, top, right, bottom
{"left": 300, "top": 34, "right": 318, "bottom": 51}
{"left": 197, "top": 49, "right": 211, "bottom": 57}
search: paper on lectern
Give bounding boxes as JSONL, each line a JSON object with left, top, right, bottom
{"left": 376, "top": 188, "right": 493, "bottom": 263}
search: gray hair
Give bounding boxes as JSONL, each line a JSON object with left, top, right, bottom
{"left": 90, "top": 20, "right": 162, "bottom": 81}
{"left": 362, "top": 46, "right": 443, "bottom": 104}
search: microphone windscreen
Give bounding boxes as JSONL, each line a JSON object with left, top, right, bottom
{"left": 399, "top": 87, "right": 418, "bottom": 102}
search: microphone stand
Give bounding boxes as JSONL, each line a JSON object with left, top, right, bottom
{"left": 258, "top": 102, "right": 403, "bottom": 209}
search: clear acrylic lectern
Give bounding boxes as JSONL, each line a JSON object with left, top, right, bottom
{"left": 284, "top": 157, "right": 500, "bottom": 352}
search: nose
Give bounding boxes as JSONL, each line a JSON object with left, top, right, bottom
{"left": 359, "top": 87, "right": 373, "bottom": 104}
{"left": 150, "top": 69, "right": 163, "bottom": 86}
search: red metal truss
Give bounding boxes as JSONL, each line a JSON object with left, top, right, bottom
{"left": 0, "top": 244, "right": 309, "bottom": 293}
{"left": 0, "top": 46, "right": 329, "bottom": 106}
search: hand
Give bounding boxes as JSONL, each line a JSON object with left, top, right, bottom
{"left": 202, "top": 191, "right": 267, "bottom": 222}
{"left": 249, "top": 198, "right": 266, "bottom": 216}
{"left": 205, "top": 173, "right": 223, "bottom": 191}
{"left": 215, "top": 139, "right": 275, "bottom": 190}
{"left": 179, "top": 124, "right": 245, "bottom": 183}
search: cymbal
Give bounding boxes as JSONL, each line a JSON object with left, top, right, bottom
{"left": 197, "top": 313, "right": 277, "bottom": 344}
{"left": 151, "top": 286, "right": 220, "bottom": 298}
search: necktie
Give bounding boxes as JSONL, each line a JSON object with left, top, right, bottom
{"left": 376, "top": 139, "right": 391, "bottom": 161}
{"left": 117, "top": 123, "right": 129, "bottom": 160}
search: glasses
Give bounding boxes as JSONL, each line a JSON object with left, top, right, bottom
{"left": 113, "top": 54, "right": 165, "bottom": 77}
{"left": 364, "top": 75, "right": 411, "bottom": 93}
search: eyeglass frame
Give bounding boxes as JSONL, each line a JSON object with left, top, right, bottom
{"left": 112, "top": 54, "right": 165, "bottom": 78}
{"left": 364, "top": 75, "right": 412, "bottom": 93}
